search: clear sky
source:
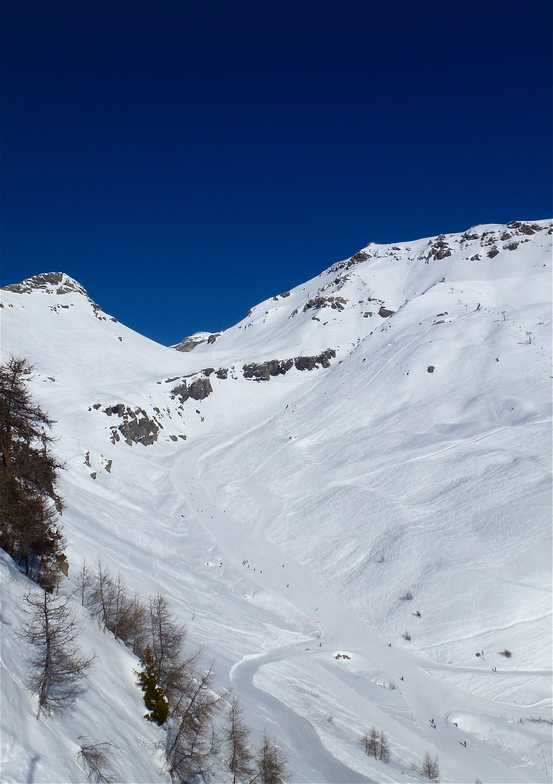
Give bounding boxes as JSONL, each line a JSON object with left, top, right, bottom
{"left": 2, "top": 0, "right": 551, "bottom": 346}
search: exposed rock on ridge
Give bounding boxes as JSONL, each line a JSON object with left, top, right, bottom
{"left": 2, "top": 272, "right": 117, "bottom": 323}
{"left": 242, "top": 349, "right": 336, "bottom": 381}
{"left": 3, "top": 272, "right": 89, "bottom": 297}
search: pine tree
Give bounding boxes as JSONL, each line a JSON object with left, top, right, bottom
{"left": 0, "top": 357, "right": 67, "bottom": 588}
{"left": 136, "top": 646, "right": 169, "bottom": 725}
{"left": 224, "top": 694, "right": 254, "bottom": 783}
{"left": 18, "top": 588, "right": 95, "bottom": 717}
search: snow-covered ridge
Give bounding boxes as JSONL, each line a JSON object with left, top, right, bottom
{"left": 1, "top": 271, "right": 118, "bottom": 326}
{"left": 175, "top": 219, "right": 552, "bottom": 366}
{"left": 3, "top": 271, "right": 90, "bottom": 297}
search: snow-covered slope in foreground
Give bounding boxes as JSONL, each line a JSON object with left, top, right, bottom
{"left": 1, "top": 221, "right": 552, "bottom": 783}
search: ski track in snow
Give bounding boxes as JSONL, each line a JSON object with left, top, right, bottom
{"left": 165, "top": 416, "right": 551, "bottom": 782}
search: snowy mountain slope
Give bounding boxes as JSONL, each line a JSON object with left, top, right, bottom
{"left": 1, "top": 221, "right": 551, "bottom": 783}
{"left": 178, "top": 220, "right": 551, "bottom": 365}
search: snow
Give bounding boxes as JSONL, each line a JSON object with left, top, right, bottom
{"left": 1, "top": 220, "right": 551, "bottom": 782}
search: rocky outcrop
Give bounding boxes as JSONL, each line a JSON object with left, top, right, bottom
{"left": 506, "top": 221, "right": 543, "bottom": 235}
{"left": 174, "top": 337, "right": 205, "bottom": 352}
{"left": 303, "top": 296, "right": 347, "bottom": 312}
{"left": 294, "top": 350, "right": 336, "bottom": 370}
{"left": 242, "top": 349, "right": 336, "bottom": 381}
{"left": 3, "top": 272, "right": 89, "bottom": 296}
{"left": 346, "top": 250, "right": 370, "bottom": 268}
{"left": 243, "top": 359, "right": 294, "bottom": 380}
{"left": 104, "top": 405, "right": 161, "bottom": 446}
{"left": 2, "top": 272, "right": 118, "bottom": 322}
{"left": 170, "top": 377, "right": 213, "bottom": 403}
{"left": 425, "top": 235, "right": 452, "bottom": 261}
{"left": 173, "top": 332, "right": 217, "bottom": 352}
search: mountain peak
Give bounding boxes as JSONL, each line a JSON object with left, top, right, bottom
{"left": 2, "top": 272, "right": 89, "bottom": 297}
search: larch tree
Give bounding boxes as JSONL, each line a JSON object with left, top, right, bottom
{"left": 420, "top": 751, "right": 440, "bottom": 781}
{"left": 19, "top": 588, "right": 95, "bottom": 718}
{"left": 147, "top": 592, "right": 193, "bottom": 703}
{"left": 165, "top": 663, "right": 221, "bottom": 783}
{"left": 224, "top": 694, "right": 254, "bottom": 783}
{"left": 378, "top": 730, "right": 391, "bottom": 763}
{"left": 85, "top": 558, "right": 148, "bottom": 653}
{"left": 76, "top": 740, "right": 119, "bottom": 784}
{"left": 361, "top": 726, "right": 379, "bottom": 758}
{"left": 254, "top": 731, "right": 290, "bottom": 784}
{"left": 0, "top": 357, "right": 67, "bottom": 589}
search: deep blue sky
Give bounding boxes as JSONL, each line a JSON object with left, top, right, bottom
{"left": 2, "top": 0, "right": 551, "bottom": 345}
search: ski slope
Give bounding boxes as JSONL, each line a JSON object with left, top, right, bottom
{"left": 1, "top": 220, "right": 551, "bottom": 783}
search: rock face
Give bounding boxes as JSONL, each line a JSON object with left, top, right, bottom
{"left": 104, "top": 405, "right": 161, "bottom": 446}
{"left": 303, "top": 296, "right": 347, "bottom": 312}
{"left": 174, "top": 337, "right": 205, "bottom": 352}
{"left": 242, "top": 349, "right": 336, "bottom": 381}
{"left": 173, "top": 332, "right": 218, "bottom": 352}
{"left": 346, "top": 250, "right": 370, "bottom": 267}
{"left": 2, "top": 272, "right": 118, "bottom": 322}
{"left": 170, "top": 377, "right": 213, "bottom": 403}
{"left": 243, "top": 359, "right": 294, "bottom": 380}
{"left": 3, "top": 272, "right": 89, "bottom": 296}
{"left": 426, "top": 235, "right": 452, "bottom": 261}
{"left": 118, "top": 416, "right": 159, "bottom": 446}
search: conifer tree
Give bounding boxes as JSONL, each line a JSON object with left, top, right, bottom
{"left": 224, "top": 694, "right": 254, "bottom": 783}
{"left": 0, "top": 357, "right": 67, "bottom": 588}
{"left": 254, "top": 731, "right": 290, "bottom": 784}
{"left": 19, "top": 588, "right": 94, "bottom": 717}
{"left": 165, "top": 663, "right": 220, "bottom": 782}
{"left": 419, "top": 751, "right": 440, "bottom": 781}
{"left": 77, "top": 740, "right": 118, "bottom": 783}
{"left": 86, "top": 558, "right": 147, "bottom": 652}
{"left": 136, "top": 646, "right": 169, "bottom": 725}
{"left": 147, "top": 592, "right": 192, "bottom": 703}
{"left": 361, "top": 726, "right": 379, "bottom": 758}
{"left": 378, "top": 730, "right": 391, "bottom": 763}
